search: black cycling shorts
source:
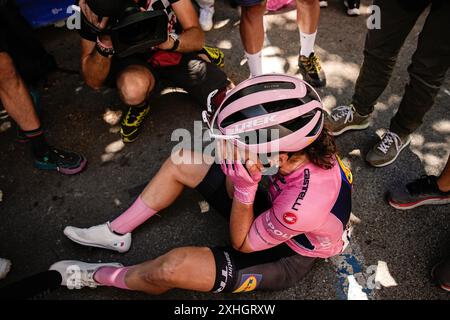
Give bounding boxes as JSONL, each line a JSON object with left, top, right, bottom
{"left": 195, "top": 164, "right": 316, "bottom": 293}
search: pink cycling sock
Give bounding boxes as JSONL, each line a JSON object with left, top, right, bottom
{"left": 110, "top": 196, "right": 157, "bottom": 234}
{"left": 94, "top": 266, "right": 131, "bottom": 290}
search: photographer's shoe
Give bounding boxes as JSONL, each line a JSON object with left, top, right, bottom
{"left": 327, "top": 104, "right": 370, "bottom": 136}
{"left": 366, "top": 131, "right": 411, "bottom": 167}
{"left": 34, "top": 146, "right": 87, "bottom": 175}
{"left": 199, "top": 46, "right": 225, "bottom": 68}
{"left": 298, "top": 53, "right": 326, "bottom": 88}
{"left": 431, "top": 258, "right": 450, "bottom": 292}
{"left": 388, "top": 175, "right": 450, "bottom": 210}
{"left": 120, "top": 104, "right": 150, "bottom": 143}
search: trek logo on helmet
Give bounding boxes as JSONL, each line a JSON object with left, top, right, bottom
{"left": 227, "top": 114, "right": 278, "bottom": 134}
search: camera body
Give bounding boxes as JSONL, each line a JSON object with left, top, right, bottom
{"left": 84, "top": 0, "right": 168, "bottom": 57}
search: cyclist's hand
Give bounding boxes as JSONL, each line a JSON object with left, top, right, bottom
{"left": 220, "top": 146, "right": 262, "bottom": 204}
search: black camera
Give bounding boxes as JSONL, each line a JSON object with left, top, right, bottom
{"left": 83, "top": 0, "right": 168, "bottom": 58}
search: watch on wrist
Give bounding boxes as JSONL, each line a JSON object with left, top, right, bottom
{"left": 95, "top": 37, "right": 114, "bottom": 57}
{"left": 168, "top": 33, "right": 180, "bottom": 52}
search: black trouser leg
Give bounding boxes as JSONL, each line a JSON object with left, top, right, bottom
{"left": 352, "top": 0, "right": 428, "bottom": 115}
{"left": 390, "top": 0, "right": 450, "bottom": 136}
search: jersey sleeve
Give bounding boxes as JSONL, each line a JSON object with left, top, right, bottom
{"left": 247, "top": 183, "right": 334, "bottom": 252}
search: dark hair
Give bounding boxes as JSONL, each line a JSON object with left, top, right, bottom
{"left": 289, "top": 125, "right": 337, "bottom": 170}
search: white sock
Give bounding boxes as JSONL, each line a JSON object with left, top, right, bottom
{"left": 299, "top": 30, "right": 317, "bottom": 57}
{"left": 245, "top": 50, "right": 263, "bottom": 77}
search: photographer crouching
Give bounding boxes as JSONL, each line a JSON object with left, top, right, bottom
{"left": 78, "top": 0, "right": 229, "bottom": 143}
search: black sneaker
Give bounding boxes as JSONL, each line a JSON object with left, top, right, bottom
{"left": 120, "top": 104, "right": 151, "bottom": 143}
{"left": 34, "top": 146, "right": 87, "bottom": 175}
{"left": 344, "top": 0, "right": 360, "bottom": 16}
{"left": 431, "top": 257, "right": 450, "bottom": 292}
{"left": 16, "top": 128, "right": 30, "bottom": 143}
{"left": 388, "top": 175, "right": 450, "bottom": 210}
{"left": 298, "top": 53, "right": 326, "bottom": 88}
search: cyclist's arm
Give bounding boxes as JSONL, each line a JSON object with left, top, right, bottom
{"left": 229, "top": 200, "right": 256, "bottom": 253}
{"left": 245, "top": 190, "right": 325, "bottom": 252}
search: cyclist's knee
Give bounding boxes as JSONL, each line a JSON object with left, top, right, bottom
{"left": 144, "top": 248, "right": 188, "bottom": 287}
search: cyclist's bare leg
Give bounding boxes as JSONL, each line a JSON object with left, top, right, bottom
{"left": 124, "top": 246, "right": 216, "bottom": 294}
{"left": 140, "top": 150, "right": 213, "bottom": 210}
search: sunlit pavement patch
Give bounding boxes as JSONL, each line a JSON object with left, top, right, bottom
{"left": 330, "top": 242, "right": 374, "bottom": 300}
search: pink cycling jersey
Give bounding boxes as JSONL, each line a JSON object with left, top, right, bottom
{"left": 248, "top": 158, "right": 352, "bottom": 258}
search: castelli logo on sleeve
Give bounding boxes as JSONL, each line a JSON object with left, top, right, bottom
{"left": 283, "top": 212, "right": 297, "bottom": 224}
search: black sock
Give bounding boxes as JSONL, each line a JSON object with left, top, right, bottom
{"left": 22, "top": 127, "right": 50, "bottom": 159}
{"left": 132, "top": 101, "right": 148, "bottom": 111}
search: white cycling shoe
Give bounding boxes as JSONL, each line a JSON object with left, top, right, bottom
{"left": 50, "top": 260, "right": 123, "bottom": 289}
{"left": 0, "top": 258, "right": 11, "bottom": 280}
{"left": 64, "top": 223, "right": 131, "bottom": 253}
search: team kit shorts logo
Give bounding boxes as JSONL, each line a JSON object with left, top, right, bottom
{"left": 337, "top": 156, "right": 353, "bottom": 185}
{"left": 233, "top": 274, "right": 263, "bottom": 293}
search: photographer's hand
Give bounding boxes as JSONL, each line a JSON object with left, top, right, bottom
{"left": 79, "top": 0, "right": 109, "bottom": 30}
{"left": 156, "top": 37, "right": 175, "bottom": 51}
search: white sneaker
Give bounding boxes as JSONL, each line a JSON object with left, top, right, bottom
{"left": 49, "top": 260, "right": 123, "bottom": 289}
{"left": 199, "top": 6, "right": 214, "bottom": 31}
{"left": 64, "top": 223, "right": 132, "bottom": 253}
{"left": 0, "top": 258, "right": 11, "bottom": 280}
{"left": 319, "top": 0, "right": 328, "bottom": 8}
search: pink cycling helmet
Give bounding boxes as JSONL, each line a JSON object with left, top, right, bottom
{"left": 206, "top": 74, "right": 324, "bottom": 153}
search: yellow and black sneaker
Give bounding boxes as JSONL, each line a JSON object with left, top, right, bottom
{"left": 120, "top": 104, "right": 150, "bottom": 143}
{"left": 298, "top": 52, "right": 326, "bottom": 88}
{"left": 198, "top": 46, "right": 225, "bottom": 68}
